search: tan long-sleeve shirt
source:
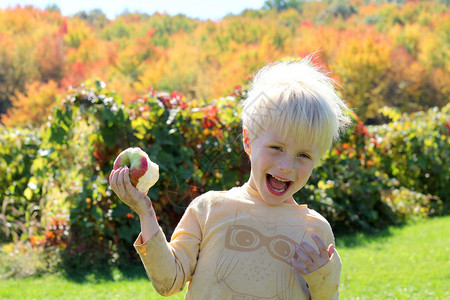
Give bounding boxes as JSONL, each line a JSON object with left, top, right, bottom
{"left": 134, "top": 183, "right": 342, "bottom": 299}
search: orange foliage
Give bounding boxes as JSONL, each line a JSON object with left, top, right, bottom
{"left": 1, "top": 80, "right": 61, "bottom": 127}
{"left": 60, "top": 61, "right": 86, "bottom": 89}
{"left": 0, "top": 1, "right": 448, "bottom": 125}
{"left": 35, "top": 33, "right": 65, "bottom": 82}
{"left": 331, "top": 31, "right": 394, "bottom": 119}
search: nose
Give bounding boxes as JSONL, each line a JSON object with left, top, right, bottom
{"left": 278, "top": 159, "right": 293, "bottom": 174}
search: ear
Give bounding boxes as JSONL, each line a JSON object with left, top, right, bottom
{"left": 243, "top": 129, "right": 251, "bottom": 156}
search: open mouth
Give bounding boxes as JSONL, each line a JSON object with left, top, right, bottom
{"left": 266, "top": 174, "right": 292, "bottom": 196}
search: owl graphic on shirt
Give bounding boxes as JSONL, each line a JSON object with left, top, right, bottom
{"left": 215, "top": 206, "right": 311, "bottom": 300}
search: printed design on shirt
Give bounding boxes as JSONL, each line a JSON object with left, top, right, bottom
{"left": 215, "top": 207, "right": 309, "bottom": 300}
{"left": 225, "top": 224, "right": 299, "bottom": 265}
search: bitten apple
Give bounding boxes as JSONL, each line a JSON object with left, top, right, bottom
{"left": 113, "top": 147, "right": 159, "bottom": 193}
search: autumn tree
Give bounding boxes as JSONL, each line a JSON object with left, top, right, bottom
{"left": 331, "top": 33, "right": 393, "bottom": 121}
{"left": 1, "top": 81, "right": 60, "bottom": 128}
{"left": 264, "top": 0, "right": 304, "bottom": 12}
{"left": 0, "top": 1, "right": 448, "bottom": 124}
{"left": 0, "top": 35, "right": 36, "bottom": 116}
{"left": 74, "top": 9, "right": 109, "bottom": 29}
{"left": 35, "top": 33, "right": 65, "bottom": 82}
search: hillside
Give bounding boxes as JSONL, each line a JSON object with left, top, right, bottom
{"left": 0, "top": 0, "right": 448, "bottom": 126}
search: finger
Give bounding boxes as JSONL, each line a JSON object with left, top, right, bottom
{"left": 122, "top": 167, "right": 152, "bottom": 213}
{"left": 109, "top": 169, "right": 115, "bottom": 186}
{"left": 115, "top": 167, "right": 129, "bottom": 196}
{"left": 327, "top": 244, "right": 335, "bottom": 258}
{"left": 300, "top": 242, "right": 321, "bottom": 263}
{"left": 296, "top": 246, "right": 315, "bottom": 270}
{"left": 109, "top": 167, "right": 122, "bottom": 191}
{"left": 312, "top": 233, "right": 329, "bottom": 259}
{"left": 122, "top": 167, "right": 139, "bottom": 195}
{"left": 122, "top": 167, "right": 150, "bottom": 200}
{"left": 291, "top": 256, "right": 309, "bottom": 275}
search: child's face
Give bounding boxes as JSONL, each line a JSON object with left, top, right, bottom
{"left": 244, "top": 128, "right": 318, "bottom": 205}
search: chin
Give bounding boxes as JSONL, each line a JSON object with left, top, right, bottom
{"left": 261, "top": 189, "right": 293, "bottom": 206}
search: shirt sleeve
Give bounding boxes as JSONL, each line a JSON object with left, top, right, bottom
{"left": 302, "top": 219, "right": 342, "bottom": 300}
{"left": 134, "top": 198, "right": 203, "bottom": 296}
{"left": 303, "top": 248, "right": 342, "bottom": 299}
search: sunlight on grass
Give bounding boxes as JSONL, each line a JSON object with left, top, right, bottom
{"left": 0, "top": 216, "right": 448, "bottom": 299}
{"left": 338, "top": 216, "right": 449, "bottom": 299}
{"left": 0, "top": 274, "right": 186, "bottom": 299}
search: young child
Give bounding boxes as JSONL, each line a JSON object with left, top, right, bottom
{"left": 109, "top": 56, "right": 349, "bottom": 299}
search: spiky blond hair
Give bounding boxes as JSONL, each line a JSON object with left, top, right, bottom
{"left": 241, "top": 56, "right": 350, "bottom": 161}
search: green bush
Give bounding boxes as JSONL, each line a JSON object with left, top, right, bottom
{"left": 296, "top": 110, "right": 446, "bottom": 234}
{"left": 295, "top": 114, "right": 398, "bottom": 233}
{"left": 382, "top": 187, "right": 443, "bottom": 222}
{"left": 28, "top": 81, "right": 250, "bottom": 278}
{"left": 0, "top": 242, "right": 47, "bottom": 278}
{"left": 0, "top": 128, "right": 41, "bottom": 243}
{"left": 369, "top": 105, "right": 449, "bottom": 210}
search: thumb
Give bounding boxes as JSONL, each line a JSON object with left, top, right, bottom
{"left": 327, "top": 244, "right": 335, "bottom": 258}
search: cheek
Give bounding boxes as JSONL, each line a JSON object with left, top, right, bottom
{"left": 297, "top": 163, "right": 314, "bottom": 178}
{"left": 252, "top": 157, "right": 265, "bottom": 175}
{"left": 251, "top": 154, "right": 270, "bottom": 178}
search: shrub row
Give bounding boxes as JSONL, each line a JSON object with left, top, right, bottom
{"left": 0, "top": 81, "right": 447, "bottom": 277}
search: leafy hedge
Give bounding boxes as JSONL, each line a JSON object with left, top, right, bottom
{"left": 1, "top": 81, "right": 249, "bottom": 278}
{"left": 296, "top": 110, "right": 446, "bottom": 233}
{"left": 0, "top": 128, "right": 42, "bottom": 242}
{"left": 369, "top": 105, "right": 449, "bottom": 206}
{"left": 0, "top": 81, "right": 447, "bottom": 277}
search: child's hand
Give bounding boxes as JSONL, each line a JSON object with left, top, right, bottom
{"left": 109, "top": 166, "right": 153, "bottom": 217}
{"left": 291, "top": 233, "right": 335, "bottom": 275}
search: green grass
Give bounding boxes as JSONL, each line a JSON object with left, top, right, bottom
{"left": 0, "top": 272, "right": 184, "bottom": 300}
{"left": 0, "top": 216, "right": 448, "bottom": 299}
{"left": 338, "top": 216, "right": 449, "bottom": 299}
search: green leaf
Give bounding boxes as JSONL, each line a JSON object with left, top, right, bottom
{"left": 24, "top": 187, "right": 33, "bottom": 200}
{"left": 102, "top": 125, "right": 117, "bottom": 147}
{"left": 50, "top": 125, "right": 67, "bottom": 144}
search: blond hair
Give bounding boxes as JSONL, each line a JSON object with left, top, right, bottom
{"left": 241, "top": 56, "right": 350, "bottom": 161}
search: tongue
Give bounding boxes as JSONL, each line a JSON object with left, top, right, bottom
{"left": 268, "top": 175, "right": 288, "bottom": 190}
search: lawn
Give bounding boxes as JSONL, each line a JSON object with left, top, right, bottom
{"left": 1, "top": 216, "right": 448, "bottom": 299}
{"left": 338, "top": 216, "right": 449, "bottom": 299}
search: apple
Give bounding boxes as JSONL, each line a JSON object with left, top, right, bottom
{"left": 113, "top": 147, "right": 159, "bottom": 193}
